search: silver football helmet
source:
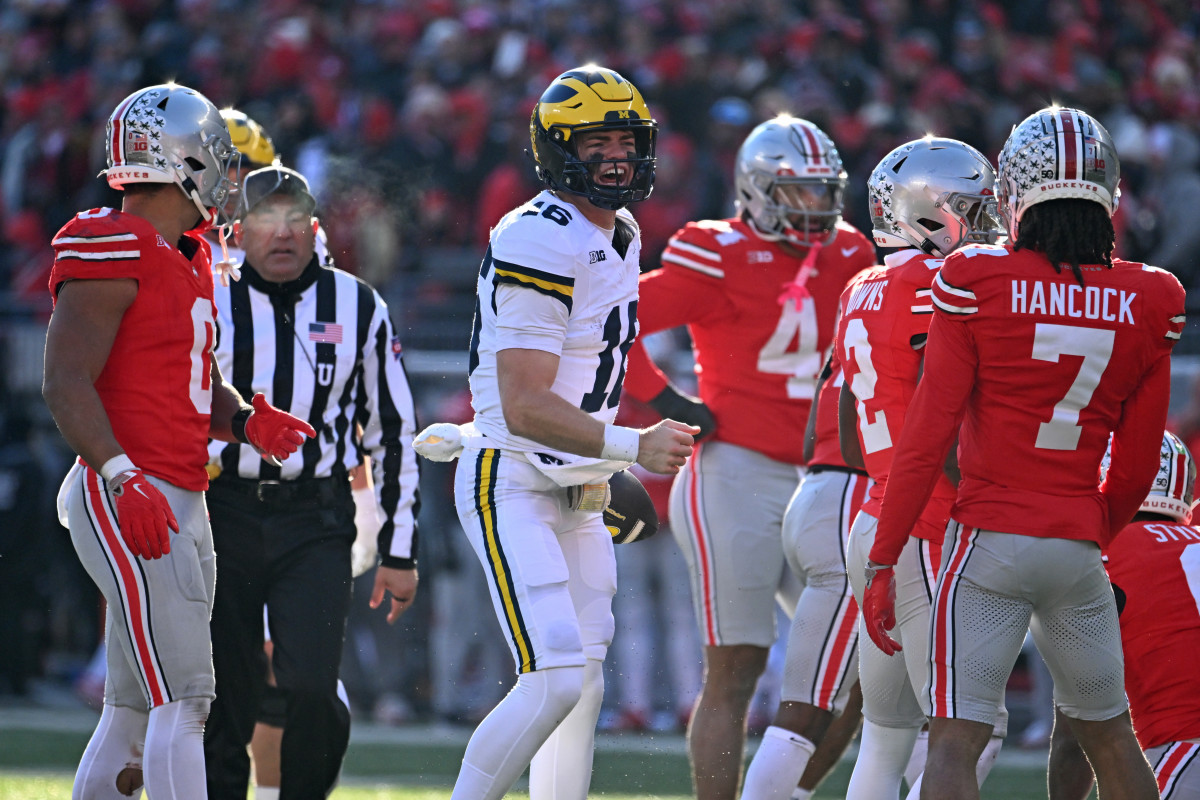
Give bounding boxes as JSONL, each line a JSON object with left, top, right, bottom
{"left": 735, "top": 115, "right": 847, "bottom": 247}
{"left": 997, "top": 106, "right": 1120, "bottom": 240}
{"left": 105, "top": 83, "right": 237, "bottom": 225}
{"left": 1100, "top": 431, "right": 1196, "bottom": 524}
{"left": 869, "top": 137, "right": 1001, "bottom": 257}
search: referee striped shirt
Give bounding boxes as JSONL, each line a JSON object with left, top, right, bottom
{"left": 208, "top": 255, "right": 421, "bottom": 568}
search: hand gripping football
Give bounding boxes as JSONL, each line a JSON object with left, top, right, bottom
{"left": 604, "top": 470, "right": 659, "bottom": 544}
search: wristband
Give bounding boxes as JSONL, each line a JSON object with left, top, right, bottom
{"left": 601, "top": 424, "right": 640, "bottom": 462}
{"left": 231, "top": 406, "right": 253, "bottom": 444}
{"left": 99, "top": 454, "right": 137, "bottom": 483}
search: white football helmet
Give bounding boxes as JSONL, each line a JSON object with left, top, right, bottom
{"left": 735, "top": 115, "right": 847, "bottom": 248}
{"left": 997, "top": 106, "right": 1120, "bottom": 240}
{"left": 868, "top": 137, "right": 1001, "bottom": 257}
{"left": 1100, "top": 431, "right": 1196, "bottom": 524}
{"left": 105, "top": 83, "right": 237, "bottom": 225}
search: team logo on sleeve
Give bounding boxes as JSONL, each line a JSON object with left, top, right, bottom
{"left": 391, "top": 336, "right": 403, "bottom": 361}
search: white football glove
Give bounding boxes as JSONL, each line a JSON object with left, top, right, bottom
{"left": 412, "top": 423, "right": 466, "bottom": 462}
{"left": 351, "top": 485, "right": 381, "bottom": 578}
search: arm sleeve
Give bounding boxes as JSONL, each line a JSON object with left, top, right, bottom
{"left": 1101, "top": 352, "right": 1172, "bottom": 543}
{"left": 358, "top": 289, "right": 421, "bottom": 569}
{"left": 871, "top": 310, "right": 977, "bottom": 564}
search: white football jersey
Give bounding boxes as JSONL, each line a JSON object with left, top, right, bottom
{"left": 469, "top": 190, "right": 641, "bottom": 457}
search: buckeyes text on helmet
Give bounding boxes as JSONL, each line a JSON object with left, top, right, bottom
{"left": 530, "top": 65, "right": 657, "bottom": 211}
{"left": 220, "top": 109, "right": 276, "bottom": 169}
{"left": 734, "top": 115, "right": 848, "bottom": 249}
{"left": 105, "top": 83, "right": 238, "bottom": 225}
{"left": 869, "top": 136, "right": 1002, "bottom": 257}
{"left": 1100, "top": 431, "right": 1197, "bottom": 524}
{"left": 997, "top": 106, "right": 1121, "bottom": 241}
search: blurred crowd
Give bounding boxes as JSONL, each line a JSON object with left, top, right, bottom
{"left": 4, "top": 0, "right": 1200, "bottom": 728}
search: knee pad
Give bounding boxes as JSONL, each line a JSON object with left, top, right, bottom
{"left": 148, "top": 696, "right": 210, "bottom": 739}
{"left": 519, "top": 665, "right": 585, "bottom": 721}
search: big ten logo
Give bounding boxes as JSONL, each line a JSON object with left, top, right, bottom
{"left": 589, "top": 250, "right": 607, "bottom": 264}
{"left": 131, "top": 131, "right": 148, "bottom": 152}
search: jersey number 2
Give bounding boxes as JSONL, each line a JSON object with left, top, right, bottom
{"left": 841, "top": 317, "right": 892, "bottom": 454}
{"left": 1031, "top": 322, "right": 1114, "bottom": 451}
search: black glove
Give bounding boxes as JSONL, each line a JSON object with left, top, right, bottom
{"left": 648, "top": 385, "right": 718, "bottom": 441}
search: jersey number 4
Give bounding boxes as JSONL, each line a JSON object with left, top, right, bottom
{"left": 758, "top": 297, "right": 821, "bottom": 399}
{"left": 1031, "top": 322, "right": 1114, "bottom": 451}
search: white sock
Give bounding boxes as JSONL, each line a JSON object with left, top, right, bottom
{"left": 975, "top": 735, "right": 1003, "bottom": 786}
{"left": 73, "top": 704, "right": 148, "bottom": 800}
{"left": 903, "top": 727, "right": 929, "bottom": 789}
{"left": 845, "top": 720, "right": 920, "bottom": 800}
{"left": 741, "top": 726, "right": 817, "bottom": 800}
{"left": 450, "top": 666, "right": 585, "bottom": 800}
{"left": 254, "top": 788, "right": 280, "bottom": 800}
{"left": 905, "top": 773, "right": 922, "bottom": 800}
{"left": 144, "top": 697, "right": 209, "bottom": 800}
{"left": 529, "top": 659, "right": 605, "bottom": 800}
{"left": 791, "top": 790, "right": 814, "bottom": 800}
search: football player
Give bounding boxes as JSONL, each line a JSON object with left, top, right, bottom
{"left": 864, "top": 107, "right": 1183, "bottom": 799}
{"left": 836, "top": 137, "right": 1008, "bottom": 798}
{"left": 740, "top": 351, "right": 869, "bottom": 800}
{"left": 43, "top": 83, "right": 312, "bottom": 800}
{"left": 446, "top": 65, "right": 695, "bottom": 800}
{"left": 1049, "top": 432, "right": 1200, "bottom": 800}
{"left": 622, "top": 115, "right": 875, "bottom": 800}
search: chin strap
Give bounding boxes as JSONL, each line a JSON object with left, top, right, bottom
{"left": 777, "top": 239, "right": 825, "bottom": 310}
{"left": 212, "top": 224, "right": 241, "bottom": 286}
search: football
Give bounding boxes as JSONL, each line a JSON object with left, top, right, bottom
{"left": 604, "top": 470, "right": 659, "bottom": 544}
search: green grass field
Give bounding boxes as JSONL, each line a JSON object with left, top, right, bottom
{"left": 0, "top": 716, "right": 1076, "bottom": 799}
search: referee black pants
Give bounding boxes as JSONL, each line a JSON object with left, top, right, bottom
{"left": 203, "top": 477, "right": 355, "bottom": 800}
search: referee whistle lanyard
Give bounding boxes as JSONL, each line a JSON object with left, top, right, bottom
{"left": 777, "top": 239, "right": 824, "bottom": 310}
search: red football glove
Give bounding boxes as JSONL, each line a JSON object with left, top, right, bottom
{"left": 863, "top": 565, "right": 902, "bottom": 656}
{"left": 111, "top": 470, "right": 179, "bottom": 560}
{"left": 244, "top": 393, "right": 317, "bottom": 463}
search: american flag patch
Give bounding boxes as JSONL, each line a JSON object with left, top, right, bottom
{"left": 309, "top": 322, "right": 343, "bottom": 343}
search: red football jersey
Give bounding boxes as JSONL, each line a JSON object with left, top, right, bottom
{"left": 872, "top": 244, "right": 1185, "bottom": 565}
{"left": 1104, "top": 520, "right": 1200, "bottom": 748}
{"left": 836, "top": 249, "right": 956, "bottom": 538}
{"left": 624, "top": 218, "right": 874, "bottom": 465}
{"left": 50, "top": 208, "right": 216, "bottom": 491}
{"left": 809, "top": 357, "right": 851, "bottom": 469}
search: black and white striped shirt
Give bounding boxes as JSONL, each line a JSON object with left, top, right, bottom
{"left": 208, "top": 255, "right": 420, "bottom": 568}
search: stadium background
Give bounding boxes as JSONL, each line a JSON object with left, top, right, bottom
{"left": 0, "top": 1, "right": 1198, "bottom": 793}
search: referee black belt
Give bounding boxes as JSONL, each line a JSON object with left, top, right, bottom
{"left": 807, "top": 464, "right": 868, "bottom": 477}
{"left": 211, "top": 474, "right": 349, "bottom": 507}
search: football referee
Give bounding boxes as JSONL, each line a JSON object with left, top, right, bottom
{"left": 202, "top": 165, "right": 420, "bottom": 800}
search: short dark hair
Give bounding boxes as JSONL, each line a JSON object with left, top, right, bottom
{"left": 1014, "top": 199, "right": 1115, "bottom": 286}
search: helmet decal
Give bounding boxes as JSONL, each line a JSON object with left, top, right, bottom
{"left": 734, "top": 116, "right": 847, "bottom": 248}
{"left": 997, "top": 106, "right": 1120, "bottom": 240}
{"left": 1100, "top": 431, "right": 1196, "bottom": 524}
{"left": 869, "top": 137, "right": 1000, "bottom": 256}
{"left": 105, "top": 83, "right": 237, "bottom": 225}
